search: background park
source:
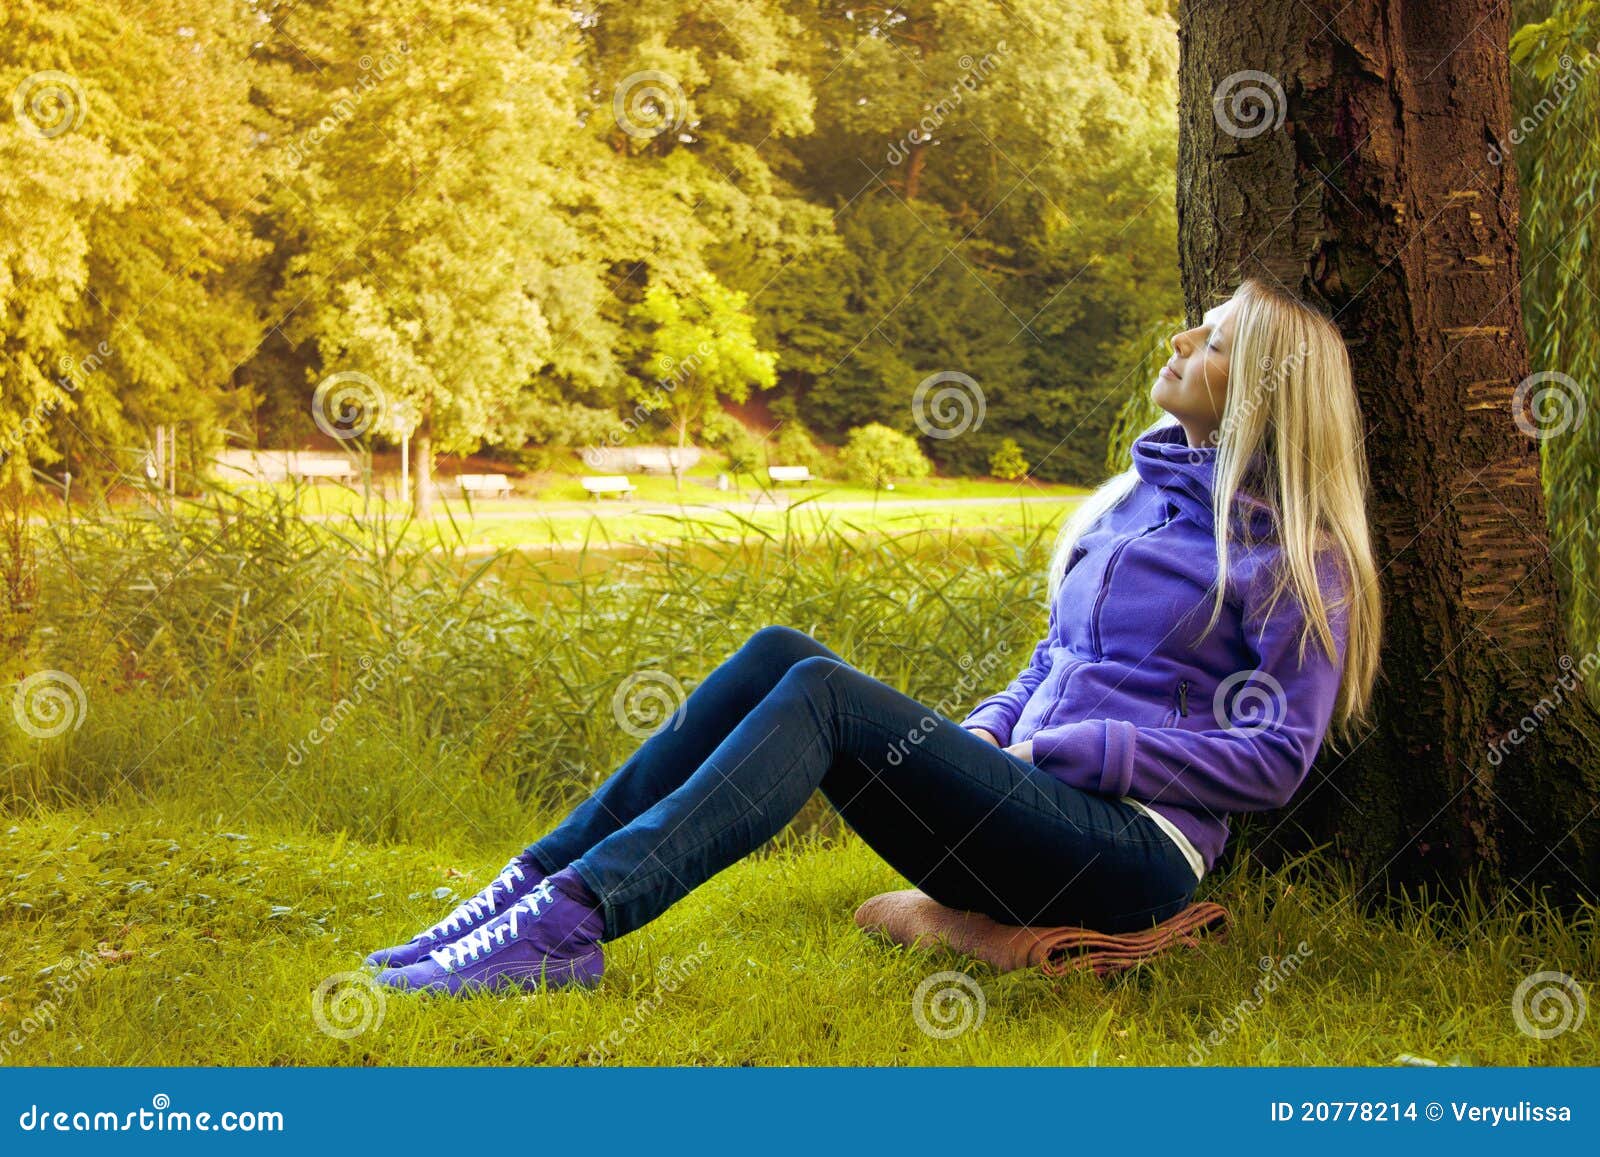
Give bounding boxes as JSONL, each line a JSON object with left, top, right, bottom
{"left": 1, "top": 0, "right": 1597, "bottom": 1065}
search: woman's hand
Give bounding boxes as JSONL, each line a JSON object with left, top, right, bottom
{"left": 965, "top": 726, "right": 1001, "bottom": 747}
{"left": 1003, "top": 739, "right": 1034, "bottom": 763}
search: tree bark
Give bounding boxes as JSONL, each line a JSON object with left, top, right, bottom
{"left": 904, "top": 139, "right": 926, "bottom": 200}
{"left": 1177, "top": 0, "right": 1600, "bottom": 907}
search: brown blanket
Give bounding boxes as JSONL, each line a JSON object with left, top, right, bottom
{"left": 854, "top": 889, "right": 1231, "bottom": 977}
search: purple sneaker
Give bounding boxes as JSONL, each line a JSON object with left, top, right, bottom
{"left": 364, "top": 852, "right": 549, "bottom": 969}
{"left": 376, "top": 867, "right": 605, "bottom": 996}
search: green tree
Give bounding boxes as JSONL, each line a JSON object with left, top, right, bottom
{"left": 264, "top": 0, "right": 599, "bottom": 514}
{"left": 770, "top": 0, "right": 1182, "bottom": 483}
{"left": 630, "top": 273, "right": 777, "bottom": 489}
{"left": 1510, "top": 0, "right": 1600, "bottom": 663}
{"left": 988, "top": 437, "right": 1028, "bottom": 481}
{"left": 0, "top": 0, "right": 267, "bottom": 489}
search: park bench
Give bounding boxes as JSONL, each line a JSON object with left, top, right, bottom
{"left": 767, "top": 465, "right": 813, "bottom": 485}
{"left": 212, "top": 450, "right": 356, "bottom": 484}
{"left": 289, "top": 454, "right": 358, "bottom": 482}
{"left": 632, "top": 448, "right": 674, "bottom": 474}
{"left": 581, "top": 475, "right": 635, "bottom": 500}
{"left": 457, "top": 473, "right": 514, "bottom": 499}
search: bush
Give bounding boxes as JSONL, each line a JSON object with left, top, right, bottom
{"left": 839, "top": 423, "right": 932, "bottom": 490}
{"left": 988, "top": 437, "right": 1029, "bottom": 481}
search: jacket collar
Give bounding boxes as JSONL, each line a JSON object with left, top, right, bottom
{"left": 1132, "top": 421, "right": 1278, "bottom": 537}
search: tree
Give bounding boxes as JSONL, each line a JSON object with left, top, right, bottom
{"left": 264, "top": 0, "right": 599, "bottom": 515}
{"left": 630, "top": 273, "right": 777, "bottom": 490}
{"left": 775, "top": 0, "right": 1184, "bottom": 484}
{"left": 840, "top": 422, "right": 931, "bottom": 500}
{"left": 1509, "top": 2, "right": 1600, "bottom": 665}
{"left": 1177, "top": 0, "right": 1600, "bottom": 905}
{"left": 0, "top": 0, "right": 267, "bottom": 490}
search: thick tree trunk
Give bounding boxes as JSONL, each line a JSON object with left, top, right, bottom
{"left": 1177, "top": 0, "right": 1600, "bottom": 907}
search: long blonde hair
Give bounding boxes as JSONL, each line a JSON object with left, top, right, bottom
{"left": 1046, "top": 278, "right": 1381, "bottom": 744}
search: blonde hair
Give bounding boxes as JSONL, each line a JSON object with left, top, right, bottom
{"left": 1046, "top": 278, "right": 1381, "bottom": 744}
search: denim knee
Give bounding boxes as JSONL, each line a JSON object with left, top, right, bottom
{"left": 744, "top": 624, "right": 835, "bottom": 668}
{"left": 785, "top": 653, "right": 850, "bottom": 685}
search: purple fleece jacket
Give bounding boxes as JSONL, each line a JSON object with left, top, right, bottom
{"left": 961, "top": 421, "right": 1350, "bottom": 874}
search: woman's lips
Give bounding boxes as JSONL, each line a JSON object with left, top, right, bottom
{"left": 1160, "top": 364, "right": 1180, "bottom": 381}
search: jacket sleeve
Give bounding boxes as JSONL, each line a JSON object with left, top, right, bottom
{"left": 959, "top": 597, "right": 1058, "bottom": 746}
{"left": 1028, "top": 558, "right": 1349, "bottom": 814}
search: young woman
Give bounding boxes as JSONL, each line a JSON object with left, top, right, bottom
{"left": 367, "top": 277, "right": 1382, "bottom": 996}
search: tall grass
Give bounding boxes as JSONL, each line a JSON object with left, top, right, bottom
{"left": 7, "top": 481, "right": 1061, "bottom": 850}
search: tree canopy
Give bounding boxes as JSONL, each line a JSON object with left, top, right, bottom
{"left": 1, "top": 0, "right": 1182, "bottom": 490}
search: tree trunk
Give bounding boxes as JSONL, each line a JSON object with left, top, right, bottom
{"left": 413, "top": 421, "right": 433, "bottom": 518}
{"left": 674, "top": 408, "right": 689, "bottom": 492}
{"left": 904, "top": 139, "right": 926, "bottom": 200}
{"left": 1177, "top": 0, "right": 1600, "bottom": 907}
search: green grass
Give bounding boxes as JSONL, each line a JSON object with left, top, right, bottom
{"left": 2, "top": 485, "right": 1595, "bottom": 1066}
{"left": 251, "top": 453, "right": 1084, "bottom": 509}
{"left": 455, "top": 498, "right": 1077, "bottom": 552}
{"left": 3, "top": 808, "right": 1594, "bottom": 1065}
{"left": 37, "top": 473, "right": 1087, "bottom": 554}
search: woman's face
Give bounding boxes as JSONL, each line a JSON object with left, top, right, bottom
{"left": 1153, "top": 296, "right": 1235, "bottom": 448}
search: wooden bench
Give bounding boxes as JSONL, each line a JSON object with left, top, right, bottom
{"left": 457, "top": 473, "right": 514, "bottom": 499}
{"left": 767, "top": 465, "right": 813, "bottom": 485}
{"left": 581, "top": 475, "right": 635, "bottom": 500}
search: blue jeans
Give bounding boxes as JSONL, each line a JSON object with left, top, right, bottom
{"left": 523, "top": 626, "right": 1199, "bottom": 940}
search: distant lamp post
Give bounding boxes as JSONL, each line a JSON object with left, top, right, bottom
{"left": 387, "top": 401, "right": 419, "bottom": 504}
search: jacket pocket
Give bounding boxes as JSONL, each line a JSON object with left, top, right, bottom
{"left": 1161, "top": 678, "right": 1191, "bottom": 728}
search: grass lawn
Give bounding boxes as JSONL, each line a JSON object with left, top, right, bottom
{"left": 252, "top": 461, "right": 1089, "bottom": 512}
{"left": 37, "top": 475, "right": 1089, "bottom": 554}
{"left": 454, "top": 498, "right": 1080, "bottom": 552}
{"left": 3, "top": 809, "right": 1591, "bottom": 1066}
{"left": 3, "top": 494, "right": 1594, "bottom": 1067}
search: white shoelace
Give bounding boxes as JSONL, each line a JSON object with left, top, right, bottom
{"left": 428, "top": 880, "right": 559, "bottom": 973}
{"left": 424, "top": 861, "right": 527, "bottom": 942}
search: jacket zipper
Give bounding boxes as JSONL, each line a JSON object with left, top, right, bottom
{"left": 1089, "top": 504, "right": 1179, "bottom": 661}
{"left": 1163, "top": 679, "right": 1191, "bottom": 728}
